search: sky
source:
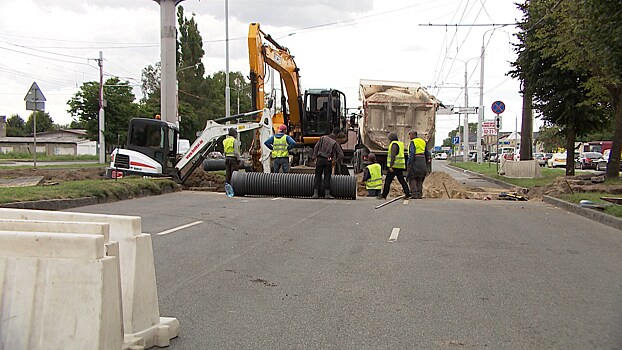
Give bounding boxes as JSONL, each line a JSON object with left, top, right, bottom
{"left": 0, "top": 0, "right": 530, "bottom": 146}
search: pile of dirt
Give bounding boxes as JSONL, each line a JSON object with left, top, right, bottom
{"left": 183, "top": 169, "right": 225, "bottom": 191}
{"left": 0, "top": 167, "right": 105, "bottom": 183}
{"left": 528, "top": 175, "right": 622, "bottom": 199}
{"left": 356, "top": 171, "right": 506, "bottom": 199}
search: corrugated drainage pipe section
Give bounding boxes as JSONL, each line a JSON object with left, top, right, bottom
{"left": 203, "top": 159, "right": 226, "bottom": 171}
{"left": 231, "top": 171, "right": 357, "bottom": 199}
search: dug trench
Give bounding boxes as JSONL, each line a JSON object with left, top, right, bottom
{"left": 2, "top": 167, "right": 620, "bottom": 201}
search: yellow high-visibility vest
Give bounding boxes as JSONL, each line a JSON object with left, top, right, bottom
{"left": 366, "top": 163, "right": 382, "bottom": 190}
{"left": 272, "top": 135, "right": 289, "bottom": 158}
{"left": 387, "top": 141, "right": 406, "bottom": 169}
{"left": 223, "top": 136, "right": 236, "bottom": 157}
{"left": 412, "top": 138, "right": 426, "bottom": 154}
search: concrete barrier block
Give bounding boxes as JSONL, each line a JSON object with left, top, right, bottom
{"left": 0, "top": 218, "right": 110, "bottom": 242}
{"left": 504, "top": 160, "right": 542, "bottom": 178}
{"left": 0, "top": 248, "right": 123, "bottom": 349}
{"left": 0, "top": 208, "right": 179, "bottom": 348}
{"left": 0, "top": 232, "right": 105, "bottom": 259}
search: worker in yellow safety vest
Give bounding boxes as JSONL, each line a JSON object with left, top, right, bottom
{"left": 406, "top": 130, "right": 431, "bottom": 199}
{"left": 223, "top": 127, "right": 240, "bottom": 184}
{"left": 362, "top": 153, "right": 383, "bottom": 197}
{"left": 264, "top": 124, "right": 296, "bottom": 173}
{"left": 379, "top": 132, "right": 411, "bottom": 199}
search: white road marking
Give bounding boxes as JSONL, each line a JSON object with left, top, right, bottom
{"left": 271, "top": 197, "right": 281, "bottom": 201}
{"left": 403, "top": 199, "right": 409, "bottom": 205}
{"left": 156, "top": 221, "right": 203, "bottom": 236}
{"left": 389, "top": 227, "right": 400, "bottom": 242}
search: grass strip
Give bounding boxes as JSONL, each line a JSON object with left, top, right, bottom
{"left": 451, "top": 162, "right": 566, "bottom": 188}
{"left": 0, "top": 177, "right": 176, "bottom": 204}
{"left": 557, "top": 192, "right": 622, "bottom": 218}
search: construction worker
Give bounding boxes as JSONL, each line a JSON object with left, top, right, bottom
{"left": 312, "top": 127, "right": 344, "bottom": 199}
{"left": 362, "top": 153, "right": 382, "bottom": 197}
{"left": 223, "top": 127, "right": 240, "bottom": 184}
{"left": 264, "top": 124, "right": 296, "bottom": 173}
{"left": 407, "top": 130, "right": 431, "bottom": 199}
{"left": 379, "top": 132, "right": 410, "bottom": 199}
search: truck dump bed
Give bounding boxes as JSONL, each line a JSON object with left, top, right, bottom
{"left": 359, "top": 79, "right": 438, "bottom": 153}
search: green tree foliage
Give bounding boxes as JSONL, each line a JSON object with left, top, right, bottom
{"left": 25, "top": 111, "right": 56, "bottom": 134}
{"left": 535, "top": 124, "right": 565, "bottom": 152}
{"left": 511, "top": 0, "right": 609, "bottom": 176}
{"left": 67, "top": 77, "right": 139, "bottom": 150}
{"left": 6, "top": 114, "right": 26, "bottom": 137}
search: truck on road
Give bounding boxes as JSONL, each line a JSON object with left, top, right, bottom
{"left": 351, "top": 79, "right": 439, "bottom": 173}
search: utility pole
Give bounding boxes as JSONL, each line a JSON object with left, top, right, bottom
{"left": 463, "top": 67, "right": 469, "bottom": 162}
{"left": 98, "top": 51, "right": 105, "bottom": 164}
{"left": 154, "top": 0, "right": 185, "bottom": 126}
{"left": 477, "top": 42, "right": 485, "bottom": 164}
{"left": 224, "top": 0, "right": 231, "bottom": 118}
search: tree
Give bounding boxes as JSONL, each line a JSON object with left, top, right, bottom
{"left": 6, "top": 114, "right": 25, "bottom": 136}
{"left": 25, "top": 111, "right": 56, "bottom": 134}
{"left": 543, "top": 0, "right": 622, "bottom": 178}
{"left": 442, "top": 122, "right": 477, "bottom": 149}
{"left": 511, "top": 0, "right": 608, "bottom": 176}
{"left": 67, "top": 77, "right": 139, "bottom": 150}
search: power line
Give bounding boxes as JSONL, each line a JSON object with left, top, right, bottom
{"left": 0, "top": 46, "right": 94, "bottom": 66}
{"left": 0, "top": 40, "right": 93, "bottom": 60}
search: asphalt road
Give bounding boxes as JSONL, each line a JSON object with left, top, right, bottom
{"left": 72, "top": 184, "right": 622, "bottom": 349}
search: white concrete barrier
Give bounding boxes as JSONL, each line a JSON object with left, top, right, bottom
{"left": 0, "top": 231, "right": 123, "bottom": 350}
{"left": 0, "top": 208, "right": 179, "bottom": 349}
{"left": 504, "top": 160, "right": 542, "bottom": 178}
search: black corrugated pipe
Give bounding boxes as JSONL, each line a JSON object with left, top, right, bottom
{"left": 231, "top": 171, "right": 357, "bottom": 199}
{"left": 203, "top": 159, "right": 226, "bottom": 171}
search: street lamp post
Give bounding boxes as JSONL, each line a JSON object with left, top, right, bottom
{"left": 449, "top": 56, "right": 479, "bottom": 162}
{"left": 478, "top": 26, "right": 511, "bottom": 164}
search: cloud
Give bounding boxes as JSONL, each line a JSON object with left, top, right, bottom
{"left": 184, "top": 0, "right": 374, "bottom": 27}
{"left": 30, "top": 0, "right": 155, "bottom": 13}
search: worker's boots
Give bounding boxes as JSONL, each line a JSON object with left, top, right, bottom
{"left": 324, "top": 190, "right": 334, "bottom": 199}
{"left": 311, "top": 189, "right": 319, "bottom": 199}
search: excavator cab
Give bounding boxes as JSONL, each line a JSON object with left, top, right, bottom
{"left": 124, "top": 118, "right": 179, "bottom": 175}
{"left": 302, "top": 89, "right": 346, "bottom": 137}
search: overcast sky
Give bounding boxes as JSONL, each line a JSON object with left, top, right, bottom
{"left": 0, "top": 0, "right": 528, "bottom": 145}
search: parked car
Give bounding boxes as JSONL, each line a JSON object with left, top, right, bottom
{"left": 547, "top": 153, "right": 567, "bottom": 168}
{"left": 434, "top": 152, "right": 448, "bottom": 160}
{"left": 534, "top": 153, "right": 547, "bottom": 166}
{"left": 575, "top": 152, "right": 603, "bottom": 170}
{"left": 596, "top": 149, "right": 622, "bottom": 171}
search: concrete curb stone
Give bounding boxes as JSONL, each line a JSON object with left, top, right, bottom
{"left": 1, "top": 185, "right": 181, "bottom": 211}
{"left": 445, "top": 164, "right": 516, "bottom": 189}
{"left": 543, "top": 195, "right": 622, "bottom": 231}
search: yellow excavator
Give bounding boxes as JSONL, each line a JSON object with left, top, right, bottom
{"left": 248, "top": 22, "right": 348, "bottom": 168}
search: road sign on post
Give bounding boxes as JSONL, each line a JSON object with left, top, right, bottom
{"left": 24, "top": 82, "right": 46, "bottom": 169}
{"left": 24, "top": 82, "right": 46, "bottom": 111}
{"left": 491, "top": 100, "right": 505, "bottom": 114}
{"left": 452, "top": 136, "right": 460, "bottom": 145}
{"left": 482, "top": 120, "right": 497, "bottom": 135}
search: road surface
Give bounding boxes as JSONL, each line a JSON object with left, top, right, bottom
{"left": 72, "top": 184, "right": 622, "bottom": 349}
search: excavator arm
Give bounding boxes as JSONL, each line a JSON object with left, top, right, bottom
{"left": 248, "top": 23, "right": 302, "bottom": 130}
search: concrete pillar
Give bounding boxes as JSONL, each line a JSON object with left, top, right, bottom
{"left": 154, "top": 0, "right": 185, "bottom": 126}
{"left": 0, "top": 115, "right": 6, "bottom": 137}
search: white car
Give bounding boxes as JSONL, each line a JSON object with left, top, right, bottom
{"left": 547, "top": 153, "right": 567, "bottom": 168}
{"left": 596, "top": 149, "right": 622, "bottom": 171}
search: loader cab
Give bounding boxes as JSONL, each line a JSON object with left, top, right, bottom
{"left": 127, "top": 118, "right": 179, "bottom": 173}
{"left": 303, "top": 89, "right": 346, "bottom": 137}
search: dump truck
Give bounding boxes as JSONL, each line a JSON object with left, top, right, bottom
{"left": 351, "top": 79, "right": 439, "bottom": 173}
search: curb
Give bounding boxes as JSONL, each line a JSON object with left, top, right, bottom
{"left": 1, "top": 185, "right": 180, "bottom": 211}
{"left": 543, "top": 195, "right": 622, "bottom": 231}
{"left": 446, "top": 164, "right": 516, "bottom": 189}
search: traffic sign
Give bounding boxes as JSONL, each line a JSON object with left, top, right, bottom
{"left": 482, "top": 120, "right": 497, "bottom": 135}
{"left": 456, "top": 107, "right": 478, "bottom": 114}
{"left": 24, "top": 82, "right": 46, "bottom": 111}
{"left": 491, "top": 100, "right": 505, "bottom": 114}
{"left": 452, "top": 136, "right": 460, "bottom": 145}
{"left": 437, "top": 105, "right": 454, "bottom": 115}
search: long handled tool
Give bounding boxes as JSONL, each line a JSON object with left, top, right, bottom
{"left": 375, "top": 195, "right": 406, "bottom": 209}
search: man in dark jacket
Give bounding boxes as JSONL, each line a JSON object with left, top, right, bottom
{"left": 407, "top": 130, "right": 431, "bottom": 199}
{"left": 312, "top": 127, "right": 344, "bottom": 199}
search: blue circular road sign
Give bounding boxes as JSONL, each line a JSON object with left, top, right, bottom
{"left": 491, "top": 100, "right": 505, "bottom": 114}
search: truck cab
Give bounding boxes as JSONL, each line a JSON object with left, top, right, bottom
{"left": 302, "top": 89, "right": 346, "bottom": 140}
